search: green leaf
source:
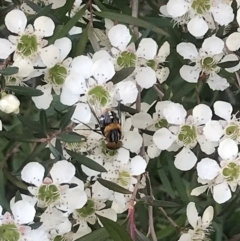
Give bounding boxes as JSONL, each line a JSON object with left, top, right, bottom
{"left": 135, "top": 230, "right": 152, "bottom": 241}
{"left": 48, "top": 4, "right": 88, "bottom": 45}
{"left": 97, "top": 178, "right": 132, "bottom": 194}
{"left": 14, "top": 190, "right": 23, "bottom": 202}
{"left": 40, "top": 110, "right": 48, "bottom": 135}
{"left": 120, "top": 104, "right": 138, "bottom": 115}
{"left": 97, "top": 215, "right": 133, "bottom": 241}
{"left": 0, "top": 131, "right": 42, "bottom": 143}
{"left": 5, "top": 86, "right": 43, "bottom": 97}
{"left": 27, "top": 4, "right": 52, "bottom": 22}
{"left": 75, "top": 25, "right": 89, "bottom": 56}
{"left": 95, "top": 11, "right": 169, "bottom": 36}
{"left": 18, "top": 115, "right": 42, "bottom": 133}
{"left": 140, "top": 197, "right": 181, "bottom": 208}
{"left": 0, "top": 169, "right": 10, "bottom": 211}
{"left": 93, "top": 0, "right": 109, "bottom": 11}
{"left": 66, "top": 150, "right": 107, "bottom": 172}
{"left": 57, "top": 132, "right": 86, "bottom": 143}
{"left": 75, "top": 227, "right": 109, "bottom": 241}
{"left": 218, "top": 60, "right": 239, "bottom": 69}
{"left": 110, "top": 67, "right": 135, "bottom": 84}
{"left": 48, "top": 143, "right": 62, "bottom": 160}
{"left": 0, "top": 67, "right": 19, "bottom": 76}
{"left": 88, "top": 25, "right": 100, "bottom": 52}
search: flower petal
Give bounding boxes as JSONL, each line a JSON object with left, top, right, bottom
{"left": 136, "top": 38, "right": 158, "bottom": 60}
{"left": 122, "top": 131, "right": 142, "bottom": 153}
{"left": 197, "top": 158, "right": 220, "bottom": 180}
{"left": 0, "top": 39, "right": 15, "bottom": 59}
{"left": 136, "top": 66, "right": 156, "bottom": 89}
{"left": 132, "top": 112, "right": 152, "bottom": 129}
{"left": 202, "top": 36, "right": 224, "bottom": 55}
{"left": 211, "top": 3, "right": 234, "bottom": 26}
{"left": 147, "top": 144, "right": 161, "bottom": 159}
{"left": 21, "top": 162, "right": 44, "bottom": 186}
{"left": 64, "top": 73, "right": 86, "bottom": 95}
{"left": 5, "top": 10, "right": 27, "bottom": 34}
{"left": 220, "top": 54, "right": 240, "bottom": 73}
{"left": 34, "top": 16, "right": 55, "bottom": 37}
{"left": 40, "top": 44, "right": 60, "bottom": 68}
{"left": 180, "top": 65, "right": 201, "bottom": 83}
{"left": 178, "top": 233, "right": 192, "bottom": 241}
{"left": 197, "top": 135, "right": 217, "bottom": 155}
{"left": 202, "top": 206, "right": 213, "bottom": 226}
{"left": 49, "top": 0, "right": 67, "bottom": 9}
{"left": 176, "top": 43, "right": 199, "bottom": 60}
{"left": 226, "top": 32, "right": 240, "bottom": 51}
{"left": 187, "top": 17, "right": 208, "bottom": 37}
{"left": 96, "top": 208, "right": 117, "bottom": 225}
{"left": 153, "top": 128, "right": 176, "bottom": 150}
{"left": 163, "top": 102, "right": 186, "bottom": 125}
{"left": 71, "top": 56, "right": 93, "bottom": 79}
{"left": 192, "top": 104, "right": 212, "bottom": 125}
{"left": 207, "top": 74, "right": 229, "bottom": 91}
{"left": 174, "top": 148, "right": 197, "bottom": 171}
{"left": 157, "top": 41, "right": 170, "bottom": 62}
{"left": 71, "top": 102, "right": 92, "bottom": 124}
{"left": 167, "top": 0, "right": 189, "bottom": 17}
{"left": 60, "top": 86, "right": 80, "bottom": 105}
{"left": 82, "top": 154, "right": 103, "bottom": 177}
{"left": 218, "top": 138, "right": 238, "bottom": 160}
{"left": 213, "top": 101, "right": 232, "bottom": 121}
{"left": 130, "top": 155, "right": 146, "bottom": 175}
{"left": 54, "top": 37, "right": 72, "bottom": 62}
{"left": 203, "top": 120, "right": 223, "bottom": 142}
{"left": 191, "top": 185, "right": 208, "bottom": 196}
{"left": 92, "top": 181, "right": 113, "bottom": 200}
{"left": 213, "top": 182, "right": 231, "bottom": 204}
{"left": 186, "top": 202, "right": 198, "bottom": 229}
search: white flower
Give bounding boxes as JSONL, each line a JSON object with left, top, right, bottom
{"left": 0, "top": 9, "right": 55, "bottom": 66}
{"left": 177, "top": 36, "right": 239, "bottom": 91}
{"left": 178, "top": 202, "right": 213, "bottom": 241}
{"left": 21, "top": 161, "right": 87, "bottom": 213}
{"left": 0, "top": 94, "right": 20, "bottom": 114}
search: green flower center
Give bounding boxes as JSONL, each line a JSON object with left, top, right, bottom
{"left": 178, "top": 125, "right": 197, "bottom": 147}
{"left": 223, "top": 162, "right": 240, "bottom": 182}
{"left": 225, "top": 123, "right": 240, "bottom": 141}
{"left": 0, "top": 223, "right": 20, "bottom": 241}
{"left": 100, "top": 140, "right": 118, "bottom": 157}
{"left": 154, "top": 118, "right": 169, "bottom": 129}
{"left": 147, "top": 60, "right": 158, "bottom": 70}
{"left": 76, "top": 199, "right": 96, "bottom": 218}
{"left": 117, "top": 51, "right": 136, "bottom": 68}
{"left": 38, "top": 184, "right": 60, "bottom": 205}
{"left": 200, "top": 57, "right": 218, "bottom": 73}
{"left": 88, "top": 85, "right": 110, "bottom": 107}
{"left": 47, "top": 64, "right": 67, "bottom": 86}
{"left": 17, "top": 34, "right": 38, "bottom": 57}
{"left": 53, "top": 236, "right": 66, "bottom": 241}
{"left": 66, "top": 142, "right": 85, "bottom": 152}
{"left": 191, "top": 0, "right": 211, "bottom": 14}
{"left": 5, "top": 77, "right": 18, "bottom": 86}
{"left": 119, "top": 170, "right": 131, "bottom": 187}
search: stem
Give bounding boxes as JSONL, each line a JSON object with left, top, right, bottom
{"left": 131, "top": 0, "right": 139, "bottom": 39}
{"left": 89, "top": 0, "right": 93, "bottom": 26}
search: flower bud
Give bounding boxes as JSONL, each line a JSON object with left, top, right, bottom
{"left": 0, "top": 94, "right": 20, "bottom": 114}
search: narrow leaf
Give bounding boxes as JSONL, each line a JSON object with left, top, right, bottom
{"left": 218, "top": 60, "right": 239, "bottom": 68}
{"left": 140, "top": 196, "right": 181, "bottom": 208}
{"left": 95, "top": 11, "right": 169, "bottom": 36}
{"left": 75, "top": 25, "right": 89, "bottom": 56}
{"left": 60, "top": 105, "right": 76, "bottom": 129}
{"left": 48, "top": 143, "right": 62, "bottom": 160}
{"left": 120, "top": 104, "right": 138, "bottom": 114}
{"left": 0, "top": 131, "right": 42, "bottom": 143}
{"left": 57, "top": 132, "right": 86, "bottom": 143}
{"left": 66, "top": 150, "right": 107, "bottom": 172}
{"left": 110, "top": 67, "right": 135, "bottom": 84}
{"left": 0, "top": 169, "right": 10, "bottom": 211}
{"left": 97, "top": 215, "right": 133, "bottom": 241}
{"left": 97, "top": 178, "right": 132, "bottom": 194}
{"left": 40, "top": 110, "right": 48, "bottom": 135}
{"left": 18, "top": 115, "right": 42, "bottom": 133}
{"left": 5, "top": 86, "right": 43, "bottom": 97}
{"left": 88, "top": 25, "right": 100, "bottom": 52}
{"left": 0, "top": 67, "right": 18, "bottom": 75}
{"left": 75, "top": 227, "right": 109, "bottom": 241}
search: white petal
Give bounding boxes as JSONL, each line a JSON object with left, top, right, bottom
{"left": 92, "top": 59, "right": 115, "bottom": 84}
{"left": 163, "top": 102, "right": 186, "bottom": 125}
{"left": 203, "top": 121, "right": 223, "bottom": 142}
{"left": 54, "top": 37, "right": 72, "bottom": 62}
{"left": 69, "top": 26, "right": 82, "bottom": 35}
{"left": 114, "top": 81, "right": 138, "bottom": 104}
{"left": 214, "top": 101, "right": 232, "bottom": 121}
{"left": 226, "top": 32, "right": 240, "bottom": 51}
{"left": 130, "top": 156, "right": 146, "bottom": 175}
{"left": 12, "top": 59, "right": 33, "bottom": 77}
{"left": 156, "top": 67, "right": 169, "bottom": 83}
{"left": 132, "top": 112, "right": 152, "bottom": 129}
{"left": 211, "top": 3, "right": 234, "bottom": 26}
{"left": 202, "top": 206, "right": 213, "bottom": 226}
{"left": 0, "top": 39, "right": 15, "bottom": 59}
{"left": 157, "top": 41, "right": 170, "bottom": 62}
{"left": 123, "top": 131, "right": 142, "bottom": 153}
{"left": 153, "top": 128, "right": 176, "bottom": 150}
{"left": 11, "top": 200, "right": 36, "bottom": 224}
{"left": 197, "top": 135, "right": 217, "bottom": 155}
{"left": 197, "top": 158, "right": 220, "bottom": 180}
{"left": 180, "top": 65, "right": 201, "bottom": 83}
{"left": 92, "top": 181, "right": 113, "bottom": 200}
{"left": 32, "top": 85, "right": 53, "bottom": 110}
{"left": 92, "top": 50, "right": 113, "bottom": 62}
{"left": 166, "top": 0, "right": 189, "bottom": 17}
{"left": 21, "top": 162, "right": 44, "bottom": 186}
{"left": 71, "top": 56, "right": 93, "bottom": 79}
{"left": 220, "top": 54, "right": 240, "bottom": 73}
{"left": 60, "top": 86, "right": 80, "bottom": 105}
{"left": 82, "top": 154, "right": 103, "bottom": 177}
{"left": 191, "top": 185, "right": 208, "bottom": 196}
{"left": 147, "top": 144, "right": 161, "bottom": 159}
{"left": 136, "top": 38, "right": 158, "bottom": 60}
{"left": 96, "top": 208, "right": 117, "bottom": 225}
{"left": 192, "top": 104, "right": 212, "bottom": 125}
{"left": 136, "top": 67, "right": 156, "bottom": 89}
{"left": 213, "top": 182, "right": 231, "bottom": 204}
{"left": 218, "top": 138, "right": 238, "bottom": 160}
{"left": 40, "top": 45, "right": 60, "bottom": 68}
{"left": 186, "top": 202, "right": 198, "bottom": 228}
{"left": 176, "top": 43, "right": 199, "bottom": 60}
{"left": 174, "top": 148, "right": 197, "bottom": 171}
{"left": 155, "top": 100, "right": 172, "bottom": 116}
{"left": 64, "top": 73, "right": 86, "bottom": 95}
{"left": 34, "top": 16, "right": 55, "bottom": 37}
{"left": 202, "top": 36, "right": 224, "bottom": 55}
{"left": 71, "top": 102, "right": 92, "bottom": 124}
{"left": 50, "top": 160, "right": 75, "bottom": 184}
{"left": 187, "top": 17, "right": 208, "bottom": 37}
{"left": 107, "top": 24, "right": 131, "bottom": 51}
{"left": 5, "top": 10, "right": 27, "bottom": 34}
{"left": 207, "top": 74, "right": 229, "bottom": 91}
{"left": 178, "top": 233, "right": 192, "bottom": 241}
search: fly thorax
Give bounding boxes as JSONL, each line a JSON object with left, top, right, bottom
{"left": 88, "top": 85, "right": 111, "bottom": 107}
{"left": 117, "top": 51, "right": 137, "bottom": 68}
{"left": 45, "top": 64, "right": 67, "bottom": 86}
{"left": 177, "top": 124, "right": 197, "bottom": 148}
{"left": 37, "top": 184, "right": 61, "bottom": 205}
{"left": 17, "top": 34, "right": 38, "bottom": 58}
{"left": 200, "top": 56, "right": 219, "bottom": 74}
{"left": 75, "top": 199, "right": 96, "bottom": 219}
{"left": 222, "top": 162, "right": 240, "bottom": 182}
{"left": 0, "top": 223, "right": 21, "bottom": 241}
{"left": 191, "top": 0, "right": 211, "bottom": 14}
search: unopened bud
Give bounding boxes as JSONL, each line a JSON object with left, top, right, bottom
{"left": 0, "top": 94, "right": 20, "bottom": 114}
